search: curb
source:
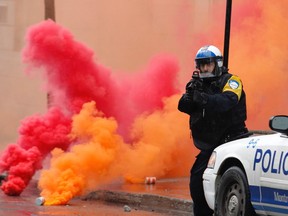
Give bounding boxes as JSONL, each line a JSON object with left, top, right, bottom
{"left": 83, "top": 190, "right": 193, "bottom": 215}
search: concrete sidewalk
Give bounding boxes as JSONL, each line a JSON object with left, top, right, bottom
{"left": 84, "top": 177, "right": 193, "bottom": 215}
{"left": 0, "top": 177, "right": 193, "bottom": 215}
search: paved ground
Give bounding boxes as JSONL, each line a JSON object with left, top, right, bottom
{"left": 84, "top": 177, "right": 193, "bottom": 215}
{"left": 0, "top": 177, "right": 193, "bottom": 215}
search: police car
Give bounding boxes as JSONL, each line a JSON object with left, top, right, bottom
{"left": 203, "top": 115, "right": 288, "bottom": 216}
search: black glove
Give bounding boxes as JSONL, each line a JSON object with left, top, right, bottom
{"left": 185, "top": 80, "right": 194, "bottom": 96}
{"left": 193, "top": 90, "right": 209, "bottom": 107}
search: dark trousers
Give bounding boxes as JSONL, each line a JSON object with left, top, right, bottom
{"left": 190, "top": 151, "right": 214, "bottom": 216}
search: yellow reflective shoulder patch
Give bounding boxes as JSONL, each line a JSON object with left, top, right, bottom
{"left": 223, "top": 75, "right": 242, "bottom": 100}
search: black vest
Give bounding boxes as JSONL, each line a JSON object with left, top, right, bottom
{"left": 190, "top": 72, "right": 247, "bottom": 151}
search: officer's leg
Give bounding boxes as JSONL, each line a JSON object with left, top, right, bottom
{"left": 190, "top": 151, "right": 214, "bottom": 216}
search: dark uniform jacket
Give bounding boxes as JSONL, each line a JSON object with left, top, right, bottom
{"left": 178, "top": 71, "right": 247, "bottom": 151}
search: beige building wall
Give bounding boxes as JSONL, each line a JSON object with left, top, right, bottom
{"left": 0, "top": 0, "right": 219, "bottom": 151}
{"left": 55, "top": 0, "right": 215, "bottom": 72}
{"left": 0, "top": 0, "right": 46, "bottom": 151}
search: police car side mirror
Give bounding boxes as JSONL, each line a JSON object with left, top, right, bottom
{"left": 269, "top": 115, "right": 288, "bottom": 135}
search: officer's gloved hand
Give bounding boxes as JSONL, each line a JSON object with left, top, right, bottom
{"left": 192, "top": 90, "right": 209, "bottom": 107}
{"left": 186, "top": 90, "right": 194, "bottom": 99}
{"left": 185, "top": 81, "right": 194, "bottom": 96}
{"left": 182, "top": 92, "right": 193, "bottom": 103}
{"left": 178, "top": 92, "right": 194, "bottom": 114}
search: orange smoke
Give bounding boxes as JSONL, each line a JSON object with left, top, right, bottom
{"left": 40, "top": 98, "right": 194, "bottom": 205}
{"left": 39, "top": 101, "right": 125, "bottom": 205}
{"left": 228, "top": 1, "right": 288, "bottom": 129}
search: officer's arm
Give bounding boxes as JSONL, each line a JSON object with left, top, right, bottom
{"left": 206, "top": 91, "right": 239, "bottom": 112}
{"left": 195, "top": 75, "right": 243, "bottom": 112}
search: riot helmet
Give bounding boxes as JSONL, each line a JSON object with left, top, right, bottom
{"left": 195, "top": 45, "right": 224, "bottom": 78}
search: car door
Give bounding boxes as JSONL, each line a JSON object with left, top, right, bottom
{"left": 257, "top": 134, "right": 288, "bottom": 215}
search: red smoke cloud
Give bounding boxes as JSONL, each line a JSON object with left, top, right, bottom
{"left": 22, "top": 20, "right": 179, "bottom": 138}
{"left": 0, "top": 107, "right": 72, "bottom": 195}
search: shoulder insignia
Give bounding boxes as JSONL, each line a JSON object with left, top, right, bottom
{"left": 228, "top": 80, "right": 239, "bottom": 89}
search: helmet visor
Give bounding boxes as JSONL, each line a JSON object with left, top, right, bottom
{"left": 195, "top": 58, "right": 215, "bottom": 68}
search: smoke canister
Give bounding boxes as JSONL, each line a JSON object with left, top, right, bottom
{"left": 145, "top": 177, "right": 156, "bottom": 184}
{"left": 35, "top": 197, "right": 45, "bottom": 206}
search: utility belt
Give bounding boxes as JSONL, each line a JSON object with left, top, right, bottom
{"left": 222, "top": 128, "right": 253, "bottom": 143}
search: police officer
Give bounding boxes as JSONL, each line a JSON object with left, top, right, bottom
{"left": 178, "top": 45, "right": 249, "bottom": 216}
